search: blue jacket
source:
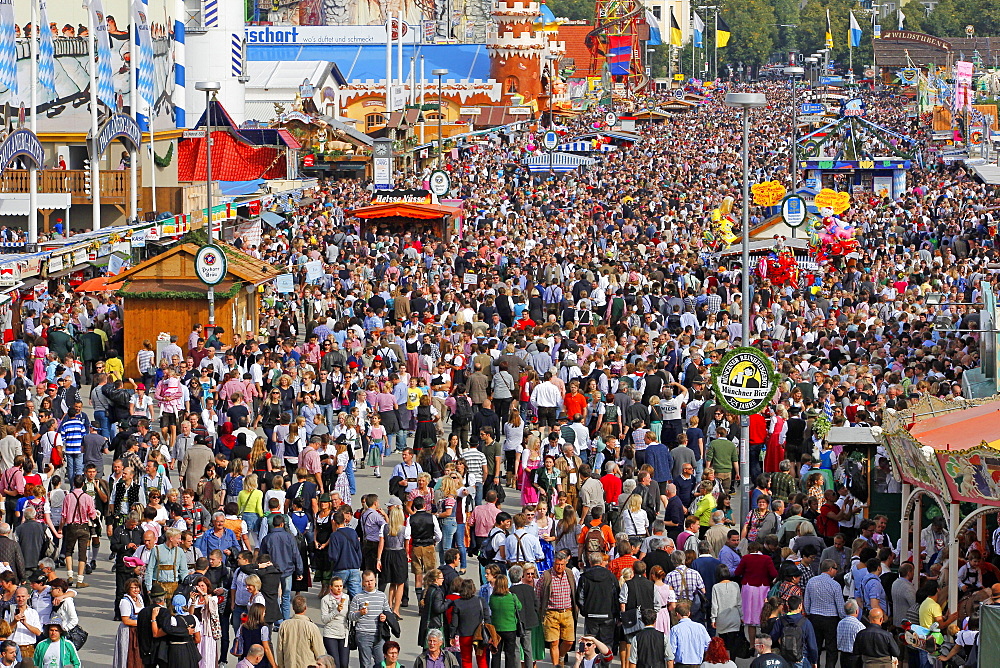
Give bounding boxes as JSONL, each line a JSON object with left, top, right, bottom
{"left": 770, "top": 612, "right": 819, "bottom": 666}
{"left": 259, "top": 526, "right": 302, "bottom": 578}
{"left": 327, "top": 526, "right": 363, "bottom": 571}
{"left": 644, "top": 443, "right": 674, "bottom": 483}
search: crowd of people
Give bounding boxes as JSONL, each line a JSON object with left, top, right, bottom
{"left": 0, "top": 79, "right": 994, "bottom": 668}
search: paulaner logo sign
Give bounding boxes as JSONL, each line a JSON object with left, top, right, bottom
{"left": 711, "top": 346, "right": 780, "bottom": 415}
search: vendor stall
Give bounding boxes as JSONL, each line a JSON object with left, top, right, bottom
{"left": 881, "top": 395, "right": 1000, "bottom": 615}
{"left": 350, "top": 190, "right": 463, "bottom": 242}
{"left": 105, "top": 242, "right": 281, "bottom": 376}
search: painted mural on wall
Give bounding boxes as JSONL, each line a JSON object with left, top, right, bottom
{"left": 936, "top": 447, "right": 1000, "bottom": 505}
{"left": 292, "top": 0, "right": 489, "bottom": 41}
{"left": 884, "top": 431, "right": 949, "bottom": 497}
{"left": 4, "top": 0, "right": 176, "bottom": 134}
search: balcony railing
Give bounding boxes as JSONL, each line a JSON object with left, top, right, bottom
{"left": 0, "top": 169, "right": 136, "bottom": 206}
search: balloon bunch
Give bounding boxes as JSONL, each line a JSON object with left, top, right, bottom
{"left": 808, "top": 189, "right": 858, "bottom": 266}
{"left": 809, "top": 210, "right": 859, "bottom": 265}
{"left": 703, "top": 196, "right": 740, "bottom": 251}
{"left": 755, "top": 237, "right": 799, "bottom": 287}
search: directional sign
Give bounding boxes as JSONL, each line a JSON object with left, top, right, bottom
{"left": 428, "top": 169, "right": 451, "bottom": 197}
{"left": 604, "top": 111, "right": 618, "bottom": 127}
{"left": 800, "top": 103, "right": 825, "bottom": 114}
{"left": 780, "top": 194, "right": 808, "bottom": 228}
{"left": 542, "top": 131, "right": 559, "bottom": 150}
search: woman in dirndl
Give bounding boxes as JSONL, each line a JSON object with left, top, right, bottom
{"left": 113, "top": 578, "right": 145, "bottom": 668}
{"left": 530, "top": 498, "right": 556, "bottom": 572}
{"left": 312, "top": 494, "right": 335, "bottom": 598}
{"left": 163, "top": 595, "right": 201, "bottom": 668}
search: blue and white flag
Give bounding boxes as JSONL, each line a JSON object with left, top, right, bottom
{"left": 38, "top": 0, "right": 57, "bottom": 96}
{"left": 645, "top": 10, "right": 662, "bottom": 46}
{"left": 849, "top": 11, "right": 862, "bottom": 48}
{"left": 0, "top": 0, "right": 16, "bottom": 99}
{"left": 88, "top": 0, "right": 117, "bottom": 110}
{"left": 693, "top": 12, "right": 705, "bottom": 49}
{"left": 132, "top": 0, "right": 155, "bottom": 111}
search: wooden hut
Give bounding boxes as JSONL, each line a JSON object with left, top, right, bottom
{"left": 106, "top": 243, "right": 281, "bottom": 375}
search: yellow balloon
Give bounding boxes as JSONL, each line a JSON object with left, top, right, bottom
{"left": 720, "top": 197, "right": 734, "bottom": 215}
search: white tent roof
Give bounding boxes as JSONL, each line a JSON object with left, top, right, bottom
{"left": 246, "top": 61, "right": 333, "bottom": 91}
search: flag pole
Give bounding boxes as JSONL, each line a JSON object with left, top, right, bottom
{"left": 128, "top": 17, "right": 138, "bottom": 223}
{"left": 142, "top": 0, "right": 157, "bottom": 216}
{"left": 87, "top": 3, "right": 102, "bottom": 231}
{"left": 714, "top": 8, "right": 719, "bottom": 80}
{"left": 28, "top": 0, "right": 38, "bottom": 244}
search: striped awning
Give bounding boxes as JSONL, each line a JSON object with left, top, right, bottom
{"left": 555, "top": 141, "right": 597, "bottom": 152}
{"left": 522, "top": 151, "right": 598, "bottom": 172}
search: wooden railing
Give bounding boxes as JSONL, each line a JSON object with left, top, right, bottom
{"left": 0, "top": 169, "right": 136, "bottom": 206}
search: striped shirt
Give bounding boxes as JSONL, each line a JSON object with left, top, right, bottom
{"left": 804, "top": 572, "right": 845, "bottom": 618}
{"left": 348, "top": 589, "right": 390, "bottom": 635}
{"left": 836, "top": 615, "right": 866, "bottom": 652}
{"left": 58, "top": 417, "right": 87, "bottom": 454}
{"left": 461, "top": 449, "right": 487, "bottom": 485}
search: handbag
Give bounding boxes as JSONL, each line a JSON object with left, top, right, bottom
{"left": 471, "top": 599, "right": 500, "bottom": 650}
{"left": 66, "top": 625, "right": 89, "bottom": 650}
{"left": 347, "top": 620, "right": 358, "bottom": 651}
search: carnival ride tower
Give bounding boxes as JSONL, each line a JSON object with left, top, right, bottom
{"left": 586, "top": 0, "right": 648, "bottom": 92}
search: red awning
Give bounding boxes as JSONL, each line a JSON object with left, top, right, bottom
{"left": 350, "top": 202, "right": 462, "bottom": 220}
{"left": 908, "top": 402, "right": 1000, "bottom": 451}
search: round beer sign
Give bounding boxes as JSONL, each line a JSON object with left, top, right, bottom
{"left": 711, "top": 346, "right": 779, "bottom": 415}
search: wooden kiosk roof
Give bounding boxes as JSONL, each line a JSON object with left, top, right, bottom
{"left": 106, "top": 242, "right": 282, "bottom": 294}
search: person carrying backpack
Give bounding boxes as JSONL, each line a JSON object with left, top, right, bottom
{"left": 577, "top": 507, "right": 613, "bottom": 561}
{"left": 480, "top": 513, "right": 512, "bottom": 575}
{"left": 770, "top": 595, "right": 818, "bottom": 668}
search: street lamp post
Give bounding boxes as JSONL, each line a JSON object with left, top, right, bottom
{"left": 784, "top": 65, "right": 805, "bottom": 201}
{"left": 196, "top": 81, "right": 221, "bottom": 330}
{"left": 433, "top": 68, "right": 448, "bottom": 167}
{"left": 725, "top": 91, "right": 768, "bottom": 526}
{"left": 804, "top": 56, "right": 817, "bottom": 86}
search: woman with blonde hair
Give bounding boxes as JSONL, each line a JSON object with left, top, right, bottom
{"left": 622, "top": 492, "right": 649, "bottom": 539}
{"left": 237, "top": 473, "right": 264, "bottom": 537}
{"left": 518, "top": 432, "right": 543, "bottom": 505}
{"left": 435, "top": 474, "right": 460, "bottom": 563}
{"left": 378, "top": 504, "right": 409, "bottom": 616}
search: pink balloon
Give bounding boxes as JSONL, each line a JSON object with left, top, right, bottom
{"left": 526, "top": 144, "right": 536, "bottom": 151}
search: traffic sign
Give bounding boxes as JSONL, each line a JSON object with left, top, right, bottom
{"left": 183, "top": 130, "right": 206, "bottom": 138}
{"left": 604, "top": 111, "right": 618, "bottom": 127}
{"left": 780, "top": 194, "right": 807, "bottom": 228}
{"left": 195, "top": 245, "right": 228, "bottom": 286}
{"left": 674, "top": 89, "right": 685, "bottom": 100}
{"left": 428, "top": 170, "right": 451, "bottom": 196}
{"left": 800, "top": 103, "right": 825, "bottom": 114}
{"left": 542, "top": 131, "right": 559, "bottom": 150}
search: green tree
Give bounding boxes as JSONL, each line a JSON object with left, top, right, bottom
{"left": 545, "top": 0, "right": 594, "bottom": 22}
{"left": 717, "top": 0, "right": 777, "bottom": 71}
{"left": 957, "top": 0, "right": 1000, "bottom": 37}
{"left": 773, "top": 0, "right": 801, "bottom": 52}
{"left": 922, "top": 0, "right": 965, "bottom": 38}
